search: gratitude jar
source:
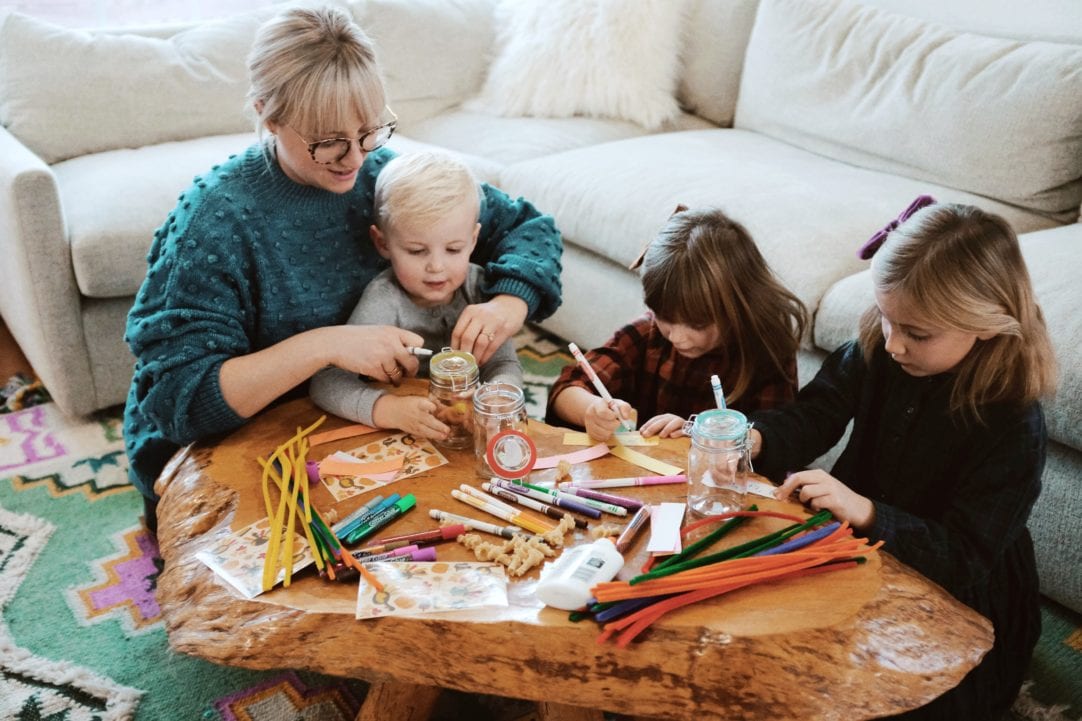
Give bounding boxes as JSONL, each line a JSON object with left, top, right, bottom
{"left": 428, "top": 348, "right": 479, "bottom": 450}
{"left": 472, "top": 382, "right": 529, "bottom": 478}
{"left": 686, "top": 409, "right": 752, "bottom": 516}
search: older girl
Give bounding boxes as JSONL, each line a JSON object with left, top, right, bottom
{"left": 755, "top": 200, "right": 1056, "bottom": 719}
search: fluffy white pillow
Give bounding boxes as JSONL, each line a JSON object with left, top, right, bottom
{"left": 470, "top": 0, "right": 687, "bottom": 130}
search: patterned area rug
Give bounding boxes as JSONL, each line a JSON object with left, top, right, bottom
{"left": 2, "top": 326, "right": 1079, "bottom": 721}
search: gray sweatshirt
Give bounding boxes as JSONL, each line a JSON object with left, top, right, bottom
{"left": 310, "top": 264, "right": 523, "bottom": 424}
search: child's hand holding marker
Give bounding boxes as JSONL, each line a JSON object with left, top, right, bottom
{"left": 568, "top": 343, "right": 634, "bottom": 434}
{"left": 583, "top": 396, "right": 636, "bottom": 442}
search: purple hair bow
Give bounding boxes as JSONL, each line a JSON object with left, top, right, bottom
{"left": 857, "top": 194, "right": 936, "bottom": 260}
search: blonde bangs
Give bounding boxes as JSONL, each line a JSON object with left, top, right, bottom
{"left": 284, "top": 62, "right": 385, "bottom": 137}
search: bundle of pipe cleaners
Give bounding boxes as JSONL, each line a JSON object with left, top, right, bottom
{"left": 578, "top": 507, "right": 882, "bottom": 647}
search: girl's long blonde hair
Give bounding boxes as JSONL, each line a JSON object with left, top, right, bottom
{"left": 858, "top": 203, "right": 1056, "bottom": 421}
{"left": 640, "top": 208, "right": 808, "bottom": 404}
{"left": 247, "top": 6, "right": 385, "bottom": 144}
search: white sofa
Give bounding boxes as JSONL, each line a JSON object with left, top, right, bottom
{"left": 0, "top": 0, "right": 1079, "bottom": 615}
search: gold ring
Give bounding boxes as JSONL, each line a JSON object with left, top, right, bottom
{"left": 388, "top": 366, "right": 402, "bottom": 377}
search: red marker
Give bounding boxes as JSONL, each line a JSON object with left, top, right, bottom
{"left": 353, "top": 523, "right": 465, "bottom": 555}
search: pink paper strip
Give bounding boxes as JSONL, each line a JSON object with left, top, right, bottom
{"left": 532, "top": 443, "right": 610, "bottom": 469}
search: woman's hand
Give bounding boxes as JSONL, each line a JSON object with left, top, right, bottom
{"left": 372, "top": 394, "right": 450, "bottom": 441}
{"left": 640, "top": 413, "right": 687, "bottom": 438}
{"left": 584, "top": 397, "right": 634, "bottom": 442}
{"left": 327, "top": 325, "right": 424, "bottom": 386}
{"left": 452, "top": 294, "right": 528, "bottom": 364}
{"left": 774, "top": 469, "right": 875, "bottom": 531}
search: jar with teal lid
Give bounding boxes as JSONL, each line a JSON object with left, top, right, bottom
{"left": 685, "top": 409, "right": 752, "bottom": 516}
{"left": 428, "top": 347, "right": 479, "bottom": 449}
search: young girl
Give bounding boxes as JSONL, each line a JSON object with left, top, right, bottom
{"left": 752, "top": 200, "right": 1056, "bottom": 719}
{"left": 546, "top": 207, "right": 808, "bottom": 440}
{"left": 310, "top": 151, "right": 523, "bottom": 440}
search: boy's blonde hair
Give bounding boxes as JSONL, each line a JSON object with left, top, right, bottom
{"left": 640, "top": 208, "right": 808, "bottom": 404}
{"left": 858, "top": 203, "right": 1056, "bottom": 421}
{"left": 247, "top": 6, "right": 385, "bottom": 143}
{"left": 373, "top": 151, "right": 481, "bottom": 234}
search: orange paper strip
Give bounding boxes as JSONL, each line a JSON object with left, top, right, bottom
{"left": 319, "top": 457, "right": 405, "bottom": 477}
{"left": 309, "top": 424, "right": 379, "bottom": 446}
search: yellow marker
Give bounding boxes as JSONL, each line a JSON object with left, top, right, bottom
{"left": 450, "top": 489, "right": 554, "bottom": 535}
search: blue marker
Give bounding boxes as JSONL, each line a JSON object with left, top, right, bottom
{"left": 710, "top": 374, "right": 726, "bottom": 410}
{"left": 344, "top": 494, "right": 416, "bottom": 545}
{"left": 336, "top": 493, "right": 400, "bottom": 541}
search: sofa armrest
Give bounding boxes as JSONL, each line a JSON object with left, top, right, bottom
{"left": 0, "top": 126, "right": 96, "bottom": 416}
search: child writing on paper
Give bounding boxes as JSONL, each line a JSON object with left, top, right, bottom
{"left": 545, "top": 207, "right": 808, "bottom": 440}
{"left": 310, "top": 151, "right": 523, "bottom": 440}
{"left": 750, "top": 199, "right": 1056, "bottom": 720}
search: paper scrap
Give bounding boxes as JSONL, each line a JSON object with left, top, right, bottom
{"left": 533, "top": 443, "right": 610, "bottom": 469}
{"left": 747, "top": 479, "right": 779, "bottom": 499}
{"left": 355, "top": 561, "right": 509, "bottom": 619}
{"left": 196, "top": 517, "right": 314, "bottom": 599}
{"left": 320, "top": 432, "right": 449, "bottom": 501}
{"left": 309, "top": 423, "right": 379, "bottom": 446}
{"left": 561, "top": 431, "right": 658, "bottom": 447}
{"left": 645, "top": 502, "right": 686, "bottom": 556}
{"left": 608, "top": 445, "right": 683, "bottom": 476}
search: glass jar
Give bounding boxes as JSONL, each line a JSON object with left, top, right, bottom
{"left": 428, "top": 347, "right": 479, "bottom": 450}
{"left": 686, "top": 409, "right": 752, "bottom": 517}
{"left": 472, "top": 382, "right": 529, "bottom": 478}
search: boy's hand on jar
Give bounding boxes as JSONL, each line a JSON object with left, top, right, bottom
{"left": 373, "top": 394, "right": 450, "bottom": 441}
{"left": 640, "top": 414, "right": 687, "bottom": 438}
{"left": 583, "top": 397, "right": 633, "bottom": 441}
{"left": 775, "top": 469, "right": 875, "bottom": 531}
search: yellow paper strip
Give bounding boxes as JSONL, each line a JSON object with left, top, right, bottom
{"left": 609, "top": 445, "right": 684, "bottom": 476}
{"left": 319, "top": 456, "right": 405, "bottom": 477}
{"left": 561, "top": 431, "right": 658, "bottom": 447}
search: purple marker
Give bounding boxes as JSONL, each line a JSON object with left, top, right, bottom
{"left": 564, "top": 486, "right": 644, "bottom": 511}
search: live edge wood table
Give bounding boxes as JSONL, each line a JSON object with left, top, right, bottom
{"left": 155, "top": 394, "right": 993, "bottom": 721}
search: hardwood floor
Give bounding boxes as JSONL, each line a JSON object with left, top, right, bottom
{"left": 0, "top": 317, "right": 36, "bottom": 382}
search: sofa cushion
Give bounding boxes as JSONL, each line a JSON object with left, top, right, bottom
{"left": 816, "top": 223, "right": 1082, "bottom": 452}
{"left": 676, "top": 0, "right": 761, "bottom": 127}
{"left": 734, "top": 0, "right": 1082, "bottom": 221}
{"left": 351, "top": 0, "right": 497, "bottom": 125}
{"left": 0, "top": 10, "right": 296, "bottom": 164}
{"left": 468, "top": 0, "right": 688, "bottom": 130}
{"left": 498, "top": 129, "right": 1060, "bottom": 326}
{"left": 55, "top": 134, "right": 256, "bottom": 299}
{"left": 405, "top": 109, "right": 714, "bottom": 167}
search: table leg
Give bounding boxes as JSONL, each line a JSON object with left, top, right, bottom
{"left": 536, "top": 701, "right": 605, "bottom": 721}
{"left": 355, "top": 680, "right": 442, "bottom": 721}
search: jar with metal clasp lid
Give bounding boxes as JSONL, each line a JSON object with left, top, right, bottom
{"left": 472, "top": 381, "right": 529, "bottom": 479}
{"left": 428, "top": 347, "right": 479, "bottom": 449}
{"left": 685, "top": 409, "right": 752, "bottom": 516}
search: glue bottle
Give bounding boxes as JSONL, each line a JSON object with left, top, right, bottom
{"left": 535, "top": 538, "right": 624, "bottom": 610}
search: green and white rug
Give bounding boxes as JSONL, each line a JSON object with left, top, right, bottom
{"left": 1, "top": 326, "right": 1078, "bottom": 721}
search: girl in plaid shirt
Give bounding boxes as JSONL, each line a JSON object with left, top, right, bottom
{"left": 546, "top": 207, "right": 808, "bottom": 440}
{"left": 755, "top": 200, "right": 1056, "bottom": 719}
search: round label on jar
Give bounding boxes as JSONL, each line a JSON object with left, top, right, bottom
{"left": 486, "top": 429, "right": 537, "bottom": 479}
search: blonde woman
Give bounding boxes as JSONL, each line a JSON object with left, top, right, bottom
{"left": 124, "top": 7, "right": 562, "bottom": 526}
{"left": 753, "top": 199, "right": 1056, "bottom": 719}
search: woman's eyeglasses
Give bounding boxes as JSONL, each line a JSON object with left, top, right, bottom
{"left": 290, "top": 107, "right": 397, "bottom": 164}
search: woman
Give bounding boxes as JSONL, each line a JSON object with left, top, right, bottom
{"left": 123, "top": 6, "right": 563, "bottom": 528}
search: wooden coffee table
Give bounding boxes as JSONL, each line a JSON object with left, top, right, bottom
{"left": 155, "top": 392, "right": 993, "bottom": 721}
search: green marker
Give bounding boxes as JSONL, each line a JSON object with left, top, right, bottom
{"left": 344, "top": 494, "right": 416, "bottom": 545}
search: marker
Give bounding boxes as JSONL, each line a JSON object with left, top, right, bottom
{"left": 493, "top": 480, "right": 601, "bottom": 519}
{"left": 458, "top": 484, "right": 520, "bottom": 515}
{"left": 568, "top": 342, "right": 630, "bottom": 431}
{"left": 710, "top": 374, "right": 726, "bottom": 410}
{"left": 344, "top": 494, "right": 416, "bottom": 544}
{"left": 558, "top": 475, "right": 687, "bottom": 490}
{"left": 483, "top": 482, "right": 588, "bottom": 528}
{"left": 355, "top": 524, "right": 466, "bottom": 555}
{"left": 331, "top": 494, "right": 385, "bottom": 535}
{"left": 351, "top": 544, "right": 420, "bottom": 562}
{"left": 614, "top": 505, "right": 652, "bottom": 553}
{"left": 450, "top": 489, "right": 554, "bottom": 535}
{"left": 563, "top": 486, "right": 644, "bottom": 511}
{"left": 519, "top": 481, "right": 626, "bottom": 516}
{"left": 429, "top": 509, "right": 522, "bottom": 539}
{"left": 407, "top": 346, "right": 433, "bottom": 357}
{"left": 335, "top": 493, "right": 400, "bottom": 541}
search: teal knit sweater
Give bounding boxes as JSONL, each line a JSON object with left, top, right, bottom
{"left": 123, "top": 144, "right": 562, "bottom": 499}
